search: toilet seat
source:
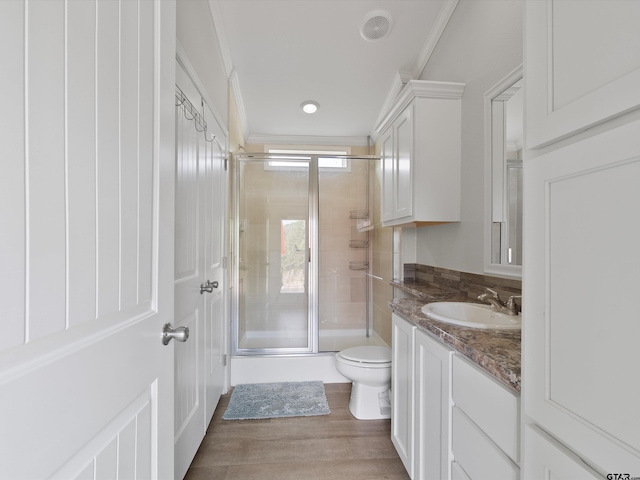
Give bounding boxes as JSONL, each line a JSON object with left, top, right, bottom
{"left": 338, "top": 346, "right": 391, "bottom": 365}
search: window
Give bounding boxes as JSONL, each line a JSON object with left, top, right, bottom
{"left": 265, "top": 147, "right": 351, "bottom": 170}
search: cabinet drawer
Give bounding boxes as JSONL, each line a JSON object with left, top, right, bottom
{"left": 452, "top": 407, "right": 519, "bottom": 480}
{"left": 452, "top": 355, "right": 520, "bottom": 463}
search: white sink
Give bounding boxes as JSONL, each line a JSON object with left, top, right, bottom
{"left": 421, "top": 302, "right": 521, "bottom": 330}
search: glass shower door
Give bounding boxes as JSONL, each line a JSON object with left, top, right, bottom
{"left": 235, "top": 158, "right": 313, "bottom": 353}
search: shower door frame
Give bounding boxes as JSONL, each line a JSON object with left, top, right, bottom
{"left": 232, "top": 153, "right": 378, "bottom": 356}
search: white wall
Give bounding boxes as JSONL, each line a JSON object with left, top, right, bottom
{"left": 176, "top": 0, "right": 229, "bottom": 126}
{"left": 412, "top": 0, "right": 523, "bottom": 274}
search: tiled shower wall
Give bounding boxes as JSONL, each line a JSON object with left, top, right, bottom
{"left": 318, "top": 161, "right": 370, "bottom": 331}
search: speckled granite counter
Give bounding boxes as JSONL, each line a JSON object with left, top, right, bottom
{"left": 390, "top": 280, "right": 521, "bottom": 394}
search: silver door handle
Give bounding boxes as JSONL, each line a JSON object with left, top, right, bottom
{"left": 162, "top": 323, "right": 189, "bottom": 345}
{"left": 200, "top": 280, "right": 219, "bottom": 294}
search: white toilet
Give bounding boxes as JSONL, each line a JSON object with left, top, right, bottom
{"left": 335, "top": 345, "right": 392, "bottom": 420}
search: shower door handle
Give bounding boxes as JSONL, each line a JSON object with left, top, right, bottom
{"left": 162, "top": 323, "right": 189, "bottom": 345}
{"left": 200, "top": 280, "right": 219, "bottom": 294}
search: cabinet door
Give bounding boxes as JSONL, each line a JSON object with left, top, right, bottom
{"left": 394, "top": 106, "right": 413, "bottom": 220}
{"left": 526, "top": 0, "right": 640, "bottom": 148}
{"left": 523, "top": 119, "right": 640, "bottom": 474}
{"left": 381, "top": 127, "right": 395, "bottom": 223}
{"left": 392, "top": 313, "right": 416, "bottom": 478}
{"left": 414, "top": 330, "right": 452, "bottom": 480}
{"left": 523, "top": 425, "right": 601, "bottom": 480}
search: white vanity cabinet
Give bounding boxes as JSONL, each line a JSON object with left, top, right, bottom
{"left": 391, "top": 313, "right": 416, "bottom": 478}
{"left": 414, "top": 326, "right": 453, "bottom": 480}
{"left": 451, "top": 355, "right": 520, "bottom": 480}
{"left": 377, "top": 81, "right": 464, "bottom": 227}
{"left": 392, "top": 312, "right": 453, "bottom": 480}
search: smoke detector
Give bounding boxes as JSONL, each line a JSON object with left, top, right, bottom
{"left": 360, "top": 11, "right": 393, "bottom": 42}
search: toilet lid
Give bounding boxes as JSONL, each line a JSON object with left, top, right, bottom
{"left": 340, "top": 346, "right": 391, "bottom": 363}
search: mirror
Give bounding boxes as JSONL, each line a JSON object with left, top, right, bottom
{"left": 485, "top": 66, "right": 523, "bottom": 278}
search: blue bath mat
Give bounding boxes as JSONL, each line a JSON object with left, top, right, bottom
{"left": 222, "top": 381, "right": 331, "bottom": 420}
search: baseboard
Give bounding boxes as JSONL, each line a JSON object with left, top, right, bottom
{"left": 230, "top": 354, "right": 350, "bottom": 386}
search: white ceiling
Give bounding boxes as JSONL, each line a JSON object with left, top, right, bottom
{"left": 211, "top": 0, "right": 457, "bottom": 145}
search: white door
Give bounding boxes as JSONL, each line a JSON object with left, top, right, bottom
{"left": 0, "top": 1, "right": 176, "bottom": 478}
{"left": 202, "top": 103, "right": 227, "bottom": 425}
{"left": 173, "top": 66, "right": 227, "bottom": 478}
{"left": 173, "top": 66, "right": 206, "bottom": 479}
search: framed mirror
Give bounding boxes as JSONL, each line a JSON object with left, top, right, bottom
{"left": 484, "top": 66, "right": 523, "bottom": 278}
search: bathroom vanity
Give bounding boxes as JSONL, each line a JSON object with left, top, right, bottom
{"left": 389, "top": 281, "right": 521, "bottom": 480}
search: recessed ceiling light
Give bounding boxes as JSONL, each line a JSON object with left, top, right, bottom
{"left": 301, "top": 101, "right": 319, "bottom": 114}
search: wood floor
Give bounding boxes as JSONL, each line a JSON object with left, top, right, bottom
{"left": 184, "top": 383, "right": 410, "bottom": 480}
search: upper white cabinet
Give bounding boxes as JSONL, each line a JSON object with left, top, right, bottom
{"left": 377, "top": 81, "right": 464, "bottom": 227}
{"left": 525, "top": 0, "right": 640, "bottom": 149}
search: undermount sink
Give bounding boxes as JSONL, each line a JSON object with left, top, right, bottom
{"left": 421, "top": 302, "right": 521, "bottom": 330}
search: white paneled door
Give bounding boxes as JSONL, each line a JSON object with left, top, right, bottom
{"left": 173, "top": 64, "right": 226, "bottom": 479}
{"left": 0, "top": 1, "right": 176, "bottom": 478}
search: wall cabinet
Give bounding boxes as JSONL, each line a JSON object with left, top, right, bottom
{"left": 525, "top": 0, "right": 640, "bottom": 149}
{"left": 523, "top": 1, "right": 640, "bottom": 476}
{"left": 523, "top": 120, "right": 640, "bottom": 476}
{"left": 451, "top": 355, "right": 520, "bottom": 480}
{"left": 377, "top": 81, "right": 464, "bottom": 227}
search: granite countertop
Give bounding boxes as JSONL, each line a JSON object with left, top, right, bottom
{"left": 390, "top": 280, "right": 521, "bottom": 394}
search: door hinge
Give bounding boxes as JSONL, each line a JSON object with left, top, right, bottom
{"left": 222, "top": 354, "right": 228, "bottom": 367}
{"left": 224, "top": 156, "right": 228, "bottom": 171}
{"left": 222, "top": 256, "right": 228, "bottom": 269}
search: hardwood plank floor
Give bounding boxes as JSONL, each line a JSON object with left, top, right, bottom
{"left": 185, "top": 383, "right": 410, "bottom": 480}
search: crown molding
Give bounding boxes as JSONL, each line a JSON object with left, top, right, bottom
{"left": 370, "top": 0, "right": 459, "bottom": 140}
{"left": 370, "top": 71, "right": 408, "bottom": 141}
{"left": 208, "top": 1, "right": 250, "bottom": 142}
{"left": 229, "top": 70, "right": 250, "bottom": 142}
{"left": 375, "top": 80, "right": 465, "bottom": 135}
{"left": 207, "top": 0, "right": 234, "bottom": 78}
{"left": 412, "top": 0, "right": 459, "bottom": 79}
{"left": 247, "top": 134, "right": 371, "bottom": 147}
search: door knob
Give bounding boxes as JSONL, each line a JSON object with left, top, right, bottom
{"left": 162, "top": 323, "right": 189, "bottom": 345}
{"left": 200, "top": 279, "right": 219, "bottom": 294}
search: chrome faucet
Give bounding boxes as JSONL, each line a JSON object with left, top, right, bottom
{"left": 477, "top": 288, "right": 521, "bottom": 316}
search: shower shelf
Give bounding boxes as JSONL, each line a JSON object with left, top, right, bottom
{"left": 349, "top": 240, "right": 369, "bottom": 249}
{"left": 349, "top": 210, "right": 369, "bottom": 219}
{"left": 349, "top": 261, "right": 369, "bottom": 271}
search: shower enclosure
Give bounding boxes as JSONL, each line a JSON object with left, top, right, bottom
{"left": 233, "top": 153, "right": 385, "bottom": 355}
